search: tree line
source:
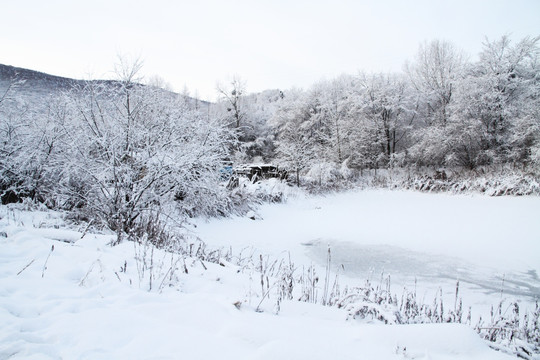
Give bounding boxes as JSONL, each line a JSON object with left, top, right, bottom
{"left": 223, "top": 36, "right": 539, "bottom": 185}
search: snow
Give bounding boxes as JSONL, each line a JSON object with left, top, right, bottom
{"left": 1, "top": 191, "right": 536, "bottom": 359}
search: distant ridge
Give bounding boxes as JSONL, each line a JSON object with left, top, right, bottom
{"left": 0, "top": 63, "right": 209, "bottom": 107}
{"left": 0, "top": 63, "right": 82, "bottom": 89}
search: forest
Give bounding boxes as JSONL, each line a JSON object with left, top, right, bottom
{"left": 1, "top": 35, "right": 539, "bottom": 237}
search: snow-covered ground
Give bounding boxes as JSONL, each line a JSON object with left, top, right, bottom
{"left": 2, "top": 189, "right": 538, "bottom": 359}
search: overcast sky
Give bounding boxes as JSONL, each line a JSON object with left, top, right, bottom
{"left": 2, "top": 0, "right": 539, "bottom": 101}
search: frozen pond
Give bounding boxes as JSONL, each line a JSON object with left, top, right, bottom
{"left": 196, "top": 189, "right": 540, "bottom": 312}
{"left": 303, "top": 239, "right": 540, "bottom": 301}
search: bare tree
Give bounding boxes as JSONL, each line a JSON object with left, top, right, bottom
{"left": 145, "top": 74, "right": 173, "bottom": 92}
{"left": 216, "top": 75, "right": 246, "bottom": 128}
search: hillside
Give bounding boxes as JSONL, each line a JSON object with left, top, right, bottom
{"left": 0, "top": 64, "right": 82, "bottom": 110}
{"left": 0, "top": 63, "right": 207, "bottom": 111}
{"left": 0, "top": 63, "right": 80, "bottom": 89}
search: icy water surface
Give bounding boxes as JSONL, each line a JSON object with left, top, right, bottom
{"left": 303, "top": 239, "right": 540, "bottom": 301}
{"left": 196, "top": 189, "right": 540, "bottom": 313}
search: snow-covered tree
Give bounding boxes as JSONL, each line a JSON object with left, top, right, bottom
{"left": 0, "top": 73, "right": 61, "bottom": 204}
{"left": 356, "top": 73, "right": 416, "bottom": 162}
{"left": 236, "top": 89, "right": 284, "bottom": 162}
{"left": 406, "top": 40, "right": 465, "bottom": 127}
{"left": 0, "top": 75, "right": 29, "bottom": 203}
{"left": 272, "top": 89, "right": 316, "bottom": 185}
{"left": 446, "top": 35, "right": 540, "bottom": 168}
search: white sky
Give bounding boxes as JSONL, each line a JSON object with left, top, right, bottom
{"left": 2, "top": 0, "right": 539, "bottom": 101}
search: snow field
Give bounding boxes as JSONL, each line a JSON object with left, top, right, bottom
{"left": 0, "top": 193, "right": 533, "bottom": 359}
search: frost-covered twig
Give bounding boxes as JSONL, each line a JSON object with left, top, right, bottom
{"left": 41, "top": 245, "right": 54, "bottom": 278}
{"left": 79, "top": 258, "right": 104, "bottom": 286}
{"left": 16, "top": 259, "right": 35, "bottom": 276}
{"left": 79, "top": 219, "right": 94, "bottom": 240}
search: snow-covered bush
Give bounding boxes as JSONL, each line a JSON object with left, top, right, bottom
{"left": 0, "top": 77, "right": 54, "bottom": 205}
{"left": 0, "top": 60, "right": 250, "bottom": 242}
{"left": 54, "top": 76, "right": 236, "bottom": 235}
{"left": 396, "top": 168, "right": 540, "bottom": 196}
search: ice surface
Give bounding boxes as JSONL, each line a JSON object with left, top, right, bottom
{"left": 304, "top": 240, "right": 540, "bottom": 309}
{"left": 196, "top": 189, "right": 540, "bottom": 314}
